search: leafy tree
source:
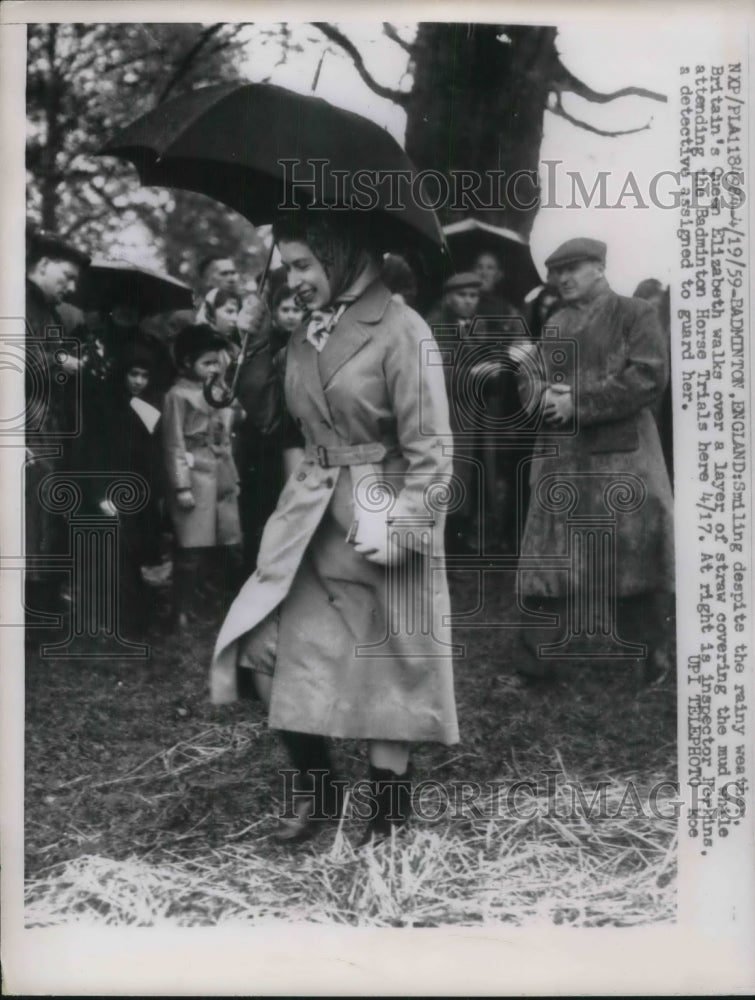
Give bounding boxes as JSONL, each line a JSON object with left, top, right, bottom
{"left": 26, "top": 22, "right": 262, "bottom": 280}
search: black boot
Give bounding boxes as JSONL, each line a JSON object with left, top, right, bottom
{"left": 171, "top": 548, "right": 199, "bottom": 631}
{"left": 358, "top": 764, "right": 413, "bottom": 846}
{"left": 273, "top": 731, "right": 343, "bottom": 844}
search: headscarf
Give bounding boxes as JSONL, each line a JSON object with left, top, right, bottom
{"left": 272, "top": 209, "right": 378, "bottom": 308}
{"left": 196, "top": 286, "right": 242, "bottom": 328}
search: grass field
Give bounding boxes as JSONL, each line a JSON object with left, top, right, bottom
{"left": 24, "top": 570, "right": 677, "bottom": 927}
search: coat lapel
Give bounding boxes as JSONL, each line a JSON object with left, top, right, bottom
{"left": 318, "top": 280, "right": 392, "bottom": 388}
{"left": 318, "top": 316, "right": 371, "bottom": 388}
{"left": 289, "top": 329, "right": 333, "bottom": 425}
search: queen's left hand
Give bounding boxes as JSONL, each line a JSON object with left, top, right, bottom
{"left": 350, "top": 508, "right": 407, "bottom": 566}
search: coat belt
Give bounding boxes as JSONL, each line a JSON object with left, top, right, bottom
{"left": 303, "top": 441, "right": 398, "bottom": 468}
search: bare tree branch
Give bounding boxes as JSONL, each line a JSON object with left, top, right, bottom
{"left": 60, "top": 207, "right": 115, "bottom": 239}
{"left": 311, "top": 22, "right": 410, "bottom": 106}
{"left": 104, "top": 49, "right": 166, "bottom": 76}
{"left": 84, "top": 178, "right": 128, "bottom": 215}
{"left": 382, "top": 22, "right": 414, "bottom": 55}
{"left": 551, "top": 57, "right": 667, "bottom": 105}
{"left": 156, "top": 23, "right": 225, "bottom": 105}
{"left": 548, "top": 92, "right": 654, "bottom": 137}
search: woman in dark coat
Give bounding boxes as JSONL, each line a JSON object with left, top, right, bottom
{"left": 97, "top": 337, "right": 165, "bottom": 635}
{"left": 211, "top": 208, "right": 459, "bottom": 845}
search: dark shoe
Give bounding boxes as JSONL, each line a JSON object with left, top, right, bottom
{"left": 514, "top": 630, "right": 557, "bottom": 688}
{"left": 358, "top": 764, "right": 412, "bottom": 846}
{"left": 273, "top": 732, "right": 343, "bottom": 845}
{"left": 273, "top": 797, "right": 321, "bottom": 844}
{"left": 273, "top": 769, "right": 344, "bottom": 844}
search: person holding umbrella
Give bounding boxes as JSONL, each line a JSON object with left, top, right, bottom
{"left": 211, "top": 206, "right": 459, "bottom": 845}
{"left": 100, "top": 78, "right": 457, "bottom": 844}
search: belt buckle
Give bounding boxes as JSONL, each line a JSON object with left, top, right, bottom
{"left": 316, "top": 444, "right": 330, "bottom": 468}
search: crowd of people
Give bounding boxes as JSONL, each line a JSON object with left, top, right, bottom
{"left": 25, "top": 215, "right": 675, "bottom": 844}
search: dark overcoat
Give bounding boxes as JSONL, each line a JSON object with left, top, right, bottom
{"left": 25, "top": 280, "right": 80, "bottom": 579}
{"left": 211, "top": 281, "right": 459, "bottom": 744}
{"left": 426, "top": 301, "right": 523, "bottom": 547}
{"left": 518, "top": 284, "right": 675, "bottom": 597}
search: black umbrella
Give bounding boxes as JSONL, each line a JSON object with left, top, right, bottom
{"left": 100, "top": 81, "right": 447, "bottom": 405}
{"left": 78, "top": 259, "right": 194, "bottom": 315}
{"left": 99, "top": 81, "right": 445, "bottom": 259}
{"left": 443, "top": 219, "right": 541, "bottom": 306}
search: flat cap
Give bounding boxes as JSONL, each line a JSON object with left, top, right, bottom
{"left": 27, "top": 227, "right": 90, "bottom": 268}
{"left": 545, "top": 238, "right": 606, "bottom": 270}
{"left": 444, "top": 271, "right": 483, "bottom": 293}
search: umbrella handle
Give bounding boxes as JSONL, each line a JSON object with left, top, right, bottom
{"left": 203, "top": 242, "right": 276, "bottom": 409}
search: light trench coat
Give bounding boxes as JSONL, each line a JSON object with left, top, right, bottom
{"left": 162, "top": 378, "right": 241, "bottom": 548}
{"left": 211, "top": 281, "right": 459, "bottom": 744}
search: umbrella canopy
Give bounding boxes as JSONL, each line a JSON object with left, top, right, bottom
{"left": 100, "top": 81, "right": 445, "bottom": 262}
{"left": 77, "top": 259, "right": 194, "bottom": 316}
{"left": 443, "top": 219, "right": 541, "bottom": 306}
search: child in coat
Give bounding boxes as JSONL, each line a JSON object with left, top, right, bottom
{"left": 163, "top": 324, "right": 242, "bottom": 630}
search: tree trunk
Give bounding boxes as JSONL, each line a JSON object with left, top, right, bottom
{"left": 39, "top": 24, "right": 63, "bottom": 231}
{"left": 404, "top": 23, "right": 557, "bottom": 237}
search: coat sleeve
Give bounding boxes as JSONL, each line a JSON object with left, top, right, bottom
{"left": 162, "top": 389, "right": 192, "bottom": 492}
{"left": 514, "top": 340, "right": 548, "bottom": 419}
{"left": 382, "top": 306, "right": 453, "bottom": 551}
{"left": 576, "top": 301, "right": 668, "bottom": 427}
{"left": 234, "top": 330, "right": 284, "bottom": 436}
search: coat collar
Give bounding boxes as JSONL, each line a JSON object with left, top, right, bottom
{"left": 26, "top": 277, "right": 60, "bottom": 313}
{"left": 292, "top": 279, "right": 392, "bottom": 347}
{"left": 292, "top": 280, "right": 393, "bottom": 399}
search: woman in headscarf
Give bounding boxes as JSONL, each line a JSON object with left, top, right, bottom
{"left": 211, "top": 207, "right": 458, "bottom": 845}
{"left": 196, "top": 286, "right": 243, "bottom": 372}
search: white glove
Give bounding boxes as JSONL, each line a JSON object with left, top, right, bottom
{"left": 349, "top": 507, "right": 406, "bottom": 566}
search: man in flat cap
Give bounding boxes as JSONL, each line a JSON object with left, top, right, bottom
{"left": 514, "top": 237, "right": 674, "bottom": 685}
{"left": 25, "top": 227, "right": 90, "bottom": 616}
